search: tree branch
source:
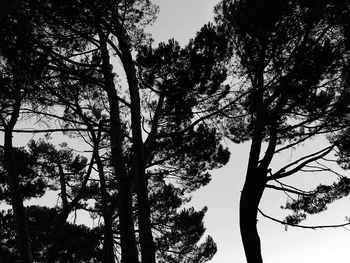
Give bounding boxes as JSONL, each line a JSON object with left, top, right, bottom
{"left": 258, "top": 208, "right": 350, "bottom": 230}
{"left": 144, "top": 92, "right": 165, "bottom": 161}
{"left": 0, "top": 128, "right": 96, "bottom": 133}
{"left": 266, "top": 184, "right": 313, "bottom": 196}
{"left": 268, "top": 143, "right": 337, "bottom": 181}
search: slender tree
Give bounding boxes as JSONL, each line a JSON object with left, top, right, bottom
{"left": 0, "top": 1, "right": 48, "bottom": 261}
{"left": 214, "top": 0, "right": 350, "bottom": 262}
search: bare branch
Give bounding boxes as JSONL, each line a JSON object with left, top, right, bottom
{"left": 268, "top": 143, "right": 336, "bottom": 181}
{"left": 266, "top": 184, "right": 312, "bottom": 196}
{"left": 0, "top": 128, "right": 95, "bottom": 133}
{"left": 144, "top": 92, "right": 165, "bottom": 160}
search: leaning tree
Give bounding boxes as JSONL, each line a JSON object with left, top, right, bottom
{"left": 213, "top": 0, "right": 350, "bottom": 262}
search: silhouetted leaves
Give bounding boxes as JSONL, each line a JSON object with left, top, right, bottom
{"left": 0, "top": 206, "right": 102, "bottom": 262}
{"left": 283, "top": 177, "right": 350, "bottom": 224}
{"left": 0, "top": 147, "right": 47, "bottom": 202}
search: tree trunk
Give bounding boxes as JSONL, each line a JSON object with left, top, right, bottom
{"left": 102, "top": 216, "right": 115, "bottom": 263}
{"left": 135, "top": 177, "right": 155, "bottom": 263}
{"left": 95, "top": 146, "right": 115, "bottom": 263}
{"left": 4, "top": 130, "right": 33, "bottom": 263}
{"left": 100, "top": 36, "right": 139, "bottom": 263}
{"left": 117, "top": 36, "right": 156, "bottom": 263}
{"left": 239, "top": 109, "right": 266, "bottom": 263}
{"left": 239, "top": 173, "right": 265, "bottom": 263}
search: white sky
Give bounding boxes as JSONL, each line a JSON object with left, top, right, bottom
{"left": 147, "top": 1, "right": 350, "bottom": 262}
{"left": 147, "top": 0, "right": 220, "bottom": 46}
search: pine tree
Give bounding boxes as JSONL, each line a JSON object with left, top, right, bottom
{"left": 214, "top": 0, "right": 350, "bottom": 261}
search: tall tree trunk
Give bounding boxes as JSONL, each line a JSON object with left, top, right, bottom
{"left": 239, "top": 173, "right": 265, "bottom": 263}
{"left": 101, "top": 214, "right": 115, "bottom": 263}
{"left": 239, "top": 110, "right": 266, "bottom": 263}
{"left": 95, "top": 143, "right": 115, "bottom": 263}
{"left": 4, "top": 129, "right": 33, "bottom": 263}
{"left": 117, "top": 35, "right": 156, "bottom": 263}
{"left": 100, "top": 36, "right": 139, "bottom": 263}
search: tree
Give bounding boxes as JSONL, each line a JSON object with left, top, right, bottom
{"left": 149, "top": 183, "right": 217, "bottom": 263}
{"left": 0, "top": 1, "right": 230, "bottom": 262}
{"left": 36, "top": 1, "right": 159, "bottom": 261}
{"left": 0, "top": 206, "right": 103, "bottom": 262}
{"left": 35, "top": 2, "right": 230, "bottom": 262}
{"left": 136, "top": 28, "right": 230, "bottom": 261}
{"left": 48, "top": 22, "right": 230, "bottom": 262}
{"left": 28, "top": 139, "right": 95, "bottom": 263}
{"left": 214, "top": 0, "right": 350, "bottom": 262}
{"left": 0, "top": 1, "right": 50, "bottom": 261}
{"left": 0, "top": 139, "right": 99, "bottom": 262}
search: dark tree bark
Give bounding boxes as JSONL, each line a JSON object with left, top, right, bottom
{"left": 240, "top": 172, "right": 266, "bottom": 263}
{"left": 115, "top": 27, "right": 156, "bottom": 263}
{"left": 238, "top": 68, "right": 279, "bottom": 263}
{"left": 2, "top": 99, "right": 34, "bottom": 263}
{"left": 93, "top": 125, "right": 116, "bottom": 263}
{"left": 100, "top": 36, "right": 139, "bottom": 263}
{"left": 239, "top": 114, "right": 265, "bottom": 263}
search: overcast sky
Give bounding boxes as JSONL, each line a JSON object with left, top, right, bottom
{"left": 147, "top": 1, "right": 350, "bottom": 262}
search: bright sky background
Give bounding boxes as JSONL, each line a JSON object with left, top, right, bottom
{"left": 147, "top": 1, "right": 350, "bottom": 263}
{"left": 3, "top": 1, "right": 350, "bottom": 262}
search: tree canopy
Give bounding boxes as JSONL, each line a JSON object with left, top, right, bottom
{"left": 213, "top": 0, "right": 350, "bottom": 262}
{"left": 0, "top": 0, "right": 230, "bottom": 262}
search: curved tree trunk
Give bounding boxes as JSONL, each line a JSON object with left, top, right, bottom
{"left": 239, "top": 110, "right": 278, "bottom": 263}
{"left": 239, "top": 108, "right": 266, "bottom": 263}
{"left": 239, "top": 173, "right": 265, "bottom": 263}
{"left": 4, "top": 129, "right": 33, "bottom": 263}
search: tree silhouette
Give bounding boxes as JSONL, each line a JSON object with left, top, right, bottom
{"left": 0, "top": 1, "right": 230, "bottom": 262}
{"left": 214, "top": 0, "right": 350, "bottom": 262}
{"left": 0, "top": 206, "right": 103, "bottom": 262}
{"left": 0, "top": 1, "right": 51, "bottom": 261}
